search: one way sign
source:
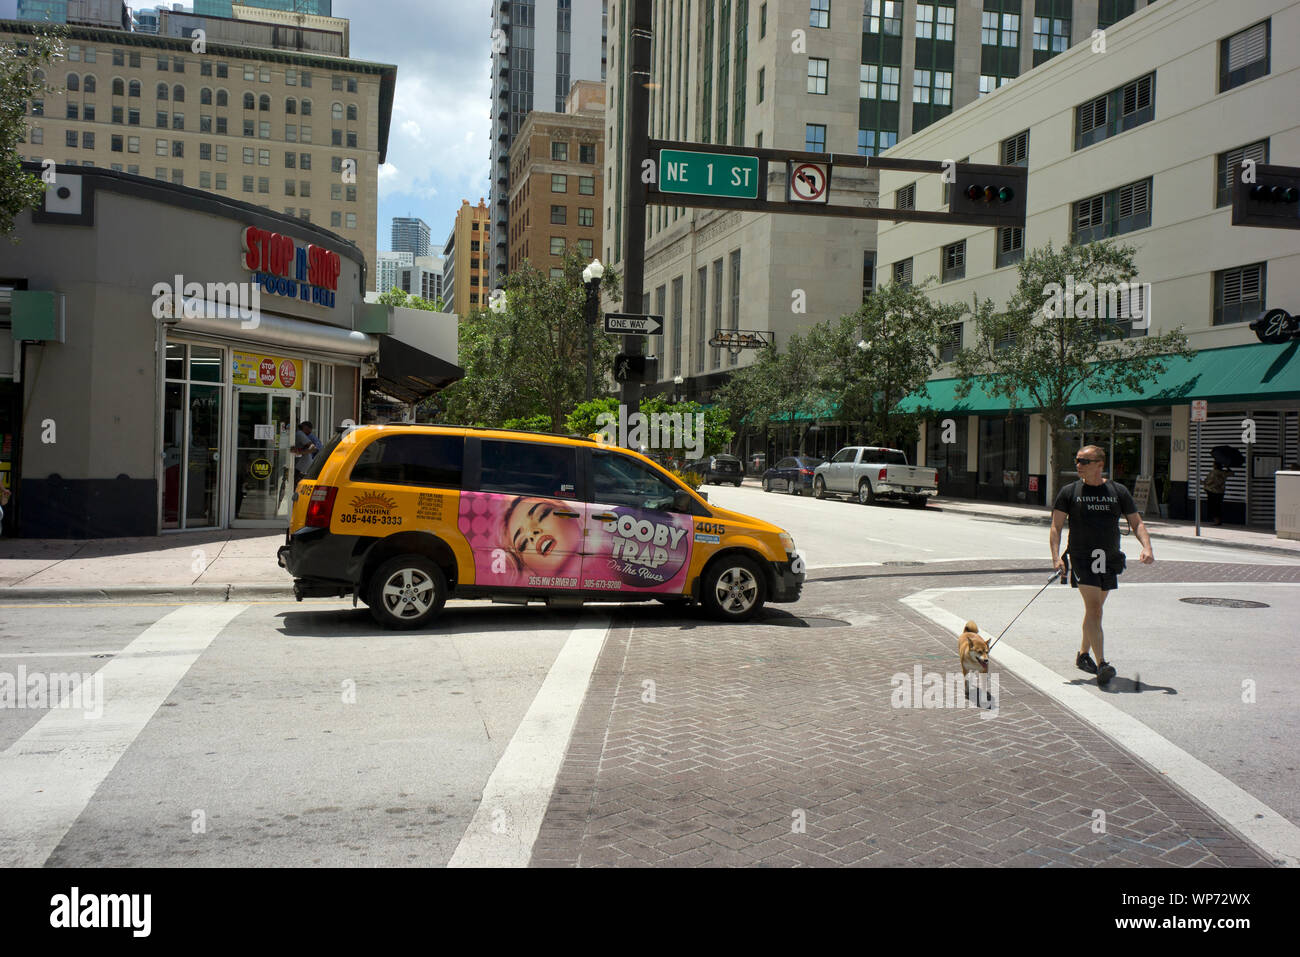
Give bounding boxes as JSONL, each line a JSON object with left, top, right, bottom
{"left": 604, "top": 312, "right": 664, "bottom": 335}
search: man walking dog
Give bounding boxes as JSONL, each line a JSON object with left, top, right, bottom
{"left": 1049, "top": 445, "right": 1154, "bottom": 686}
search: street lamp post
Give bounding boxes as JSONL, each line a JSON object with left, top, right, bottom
{"left": 582, "top": 259, "right": 605, "bottom": 401}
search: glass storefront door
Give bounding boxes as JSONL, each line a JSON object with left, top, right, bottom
{"left": 232, "top": 388, "right": 298, "bottom": 525}
{"left": 162, "top": 343, "right": 224, "bottom": 530}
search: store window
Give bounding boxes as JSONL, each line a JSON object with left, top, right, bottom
{"left": 162, "top": 342, "right": 225, "bottom": 530}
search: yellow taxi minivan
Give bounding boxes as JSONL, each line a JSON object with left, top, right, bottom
{"left": 278, "top": 425, "right": 806, "bottom": 629}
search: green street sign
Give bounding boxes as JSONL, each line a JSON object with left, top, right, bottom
{"left": 658, "top": 149, "right": 760, "bottom": 199}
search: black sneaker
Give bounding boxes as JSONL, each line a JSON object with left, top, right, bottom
{"left": 1097, "top": 661, "right": 1117, "bottom": 686}
{"left": 1076, "top": 651, "right": 1099, "bottom": 675}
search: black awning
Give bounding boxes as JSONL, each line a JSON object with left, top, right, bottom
{"left": 368, "top": 334, "right": 464, "bottom": 404}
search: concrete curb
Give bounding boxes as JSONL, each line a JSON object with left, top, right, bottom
{"left": 926, "top": 504, "right": 1300, "bottom": 558}
{"left": 0, "top": 583, "right": 298, "bottom": 601}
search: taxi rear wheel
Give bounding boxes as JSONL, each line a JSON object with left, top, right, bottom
{"left": 701, "top": 555, "right": 767, "bottom": 622}
{"left": 367, "top": 555, "right": 448, "bottom": 630}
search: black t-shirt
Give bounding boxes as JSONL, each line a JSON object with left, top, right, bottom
{"left": 1053, "top": 480, "right": 1136, "bottom": 559}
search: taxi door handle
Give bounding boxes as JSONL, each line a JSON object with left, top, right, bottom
{"left": 553, "top": 510, "right": 582, "bottom": 519}
{"left": 592, "top": 513, "right": 617, "bottom": 521}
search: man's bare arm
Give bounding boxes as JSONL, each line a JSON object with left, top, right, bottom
{"left": 1050, "top": 510, "right": 1067, "bottom": 570}
{"left": 1126, "top": 513, "right": 1154, "bottom": 563}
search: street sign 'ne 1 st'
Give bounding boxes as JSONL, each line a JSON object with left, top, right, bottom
{"left": 658, "top": 149, "right": 760, "bottom": 199}
{"left": 604, "top": 312, "right": 663, "bottom": 335}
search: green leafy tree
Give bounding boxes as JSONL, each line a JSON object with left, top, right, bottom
{"left": 564, "top": 397, "right": 620, "bottom": 437}
{"left": 1, "top": 30, "right": 63, "bottom": 238}
{"left": 953, "top": 239, "right": 1193, "bottom": 497}
{"left": 501, "top": 413, "right": 552, "bottom": 432}
{"left": 714, "top": 334, "right": 822, "bottom": 456}
{"left": 376, "top": 287, "right": 443, "bottom": 311}
{"left": 435, "top": 246, "right": 621, "bottom": 430}
{"left": 809, "top": 279, "right": 964, "bottom": 450}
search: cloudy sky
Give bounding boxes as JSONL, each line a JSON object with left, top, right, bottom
{"left": 1, "top": 0, "right": 494, "bottom": 255}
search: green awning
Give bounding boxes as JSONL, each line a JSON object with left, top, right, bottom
{"left": 747, "top": 395, "right": 841, "bottom": 424}
{"left": 896, "top": 341, "right": 1300, "bottom": 415}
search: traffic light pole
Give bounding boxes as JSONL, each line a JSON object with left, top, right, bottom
{"left": 619, "top": 0, "right": 652, "bottom": 436}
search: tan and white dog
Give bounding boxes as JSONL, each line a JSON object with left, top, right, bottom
{"left": 958, "top": 620, "right": 992, "bottom": 705}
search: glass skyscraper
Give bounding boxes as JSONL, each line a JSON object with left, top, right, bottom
{"left": 194, "top": 1, "right": 334, "bottom": 16}
{"left": 16, "top": 0, "right": 69, "bottom": 22}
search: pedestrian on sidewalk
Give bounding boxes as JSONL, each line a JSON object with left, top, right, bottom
{"left": 0, "top": 479, "right": 10, "bottom": 536}
{"left": 293, "top": 421, "right": 323, "bottom": 477}
{"left": 1202, "top": 463, "right": 1231, "bottom": 526}
{"left": 1049, "top": 445, "right": 1155, "bottom": 687}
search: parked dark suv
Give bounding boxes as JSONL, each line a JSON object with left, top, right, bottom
{"left": 686, "top": 454, "right": 745, "bottom": 486}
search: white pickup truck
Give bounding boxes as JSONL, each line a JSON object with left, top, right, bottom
{"left": 812, "top": 447, "right": 939, "bottom": 507}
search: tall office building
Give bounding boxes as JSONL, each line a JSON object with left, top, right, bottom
{"left": 391, "top": 217, "right": 432, "bottom": 258}
{"left": 489, "top": 0, "right": 609, "bottom": 290}
{"left": 4, "top": 10, "right": 395, "bottom": 279}
{"left": 603, "top": 0, "right": 1160, "bottom": 401}
{"left": 441, "top": 199, "right": 492, "bottom": 316}
{"left": 195, "top": 1, "right": 334, "bottom": 16}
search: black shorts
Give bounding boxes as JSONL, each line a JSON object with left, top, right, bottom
{"left": 1069, "top": 556, "right": 1119, "bottom": 591}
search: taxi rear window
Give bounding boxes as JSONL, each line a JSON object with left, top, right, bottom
{"left": 350, "top": 434, "right": 464, "bottom": 488}
{"left": 302, "top": 434, "right": 342, "bottom": 481}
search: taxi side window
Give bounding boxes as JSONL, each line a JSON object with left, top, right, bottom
{"left": 593, "top": 451, "right": 682, "bottom": 512}
{"left": 480, "top": 439, "right": 578, "bottom": 498}
{"left": 350, "top": 435, "right": 464, "bottom": 488}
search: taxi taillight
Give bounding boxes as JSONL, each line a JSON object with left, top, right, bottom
{"left": 305, "top": 486, "right": 338, "bottom": 528}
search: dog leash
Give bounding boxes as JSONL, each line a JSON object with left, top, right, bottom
{"left": 987, "top": 554, "right": 1069, "bottom": 652}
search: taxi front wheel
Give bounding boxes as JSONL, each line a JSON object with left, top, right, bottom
{"left": 367, "top": 555, "right": 448, "bottom": 629}
{"left": 701, "top": 555, "right": 767, "bottom": 622}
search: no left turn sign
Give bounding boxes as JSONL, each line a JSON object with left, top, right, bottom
{"left": 788, "top": 162, "right": 830, "bottom": 204}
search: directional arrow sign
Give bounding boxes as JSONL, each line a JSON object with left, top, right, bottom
{"left": 658, "top": 149, "right": 760, "bottom": 199}
{"left": 604, "top": 312, "right": 664, "bottom": 335}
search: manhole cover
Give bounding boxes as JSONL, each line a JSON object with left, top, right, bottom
{"left": 882, "top": 561, "right": 925, "bottom": 567}
{"left": 1179, "top": 597, "right": 1270, "bottom": 609}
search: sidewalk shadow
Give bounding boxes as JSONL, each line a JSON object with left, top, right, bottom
{"left": 1067, "top": 675, "right": 1177, "bottom": 695}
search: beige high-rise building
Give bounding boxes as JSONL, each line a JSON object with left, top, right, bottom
{"left": 4, "top": 14, "right": 395, "bottom": 281}
{"left": 441, "top": 199, "right": 493, "bottom": 317}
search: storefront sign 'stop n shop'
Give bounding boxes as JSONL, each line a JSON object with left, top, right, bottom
{"left": 241, "top": 226, "right": 342, "bottom": 309}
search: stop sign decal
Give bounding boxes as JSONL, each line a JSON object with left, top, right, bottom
{"left": 258, "top": 358, "right": 277, "bottom": 386}
{"left": 278, "top": 360, "right": 298, "bottom": 388}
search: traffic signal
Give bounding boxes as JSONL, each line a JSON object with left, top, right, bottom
{"left": 949, "top": 164, "right": 1027, "bottom": 227}
{"left": 614, "top": 354, "right": 658, "bottom": 383}
{"left": 1232, "top": 164, "right": 1300, "bottom": 229}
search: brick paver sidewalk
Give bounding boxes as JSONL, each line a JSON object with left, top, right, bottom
{"left": 530, "top": 560, "right": 1287, "bottom": 867}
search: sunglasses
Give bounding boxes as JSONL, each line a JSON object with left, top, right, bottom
{"left": 1075, "top": 457, "right": 1100, "bottom": 465}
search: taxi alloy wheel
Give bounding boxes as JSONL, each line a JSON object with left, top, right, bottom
{"left": 703, "top": 556, "right": 766, "bottom": 622}
{"left": 369, "top": 555, "right": 447, "bottom": 629}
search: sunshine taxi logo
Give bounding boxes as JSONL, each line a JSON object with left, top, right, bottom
{"left": 349, "top": 492, "right": 397, "bottom": 515}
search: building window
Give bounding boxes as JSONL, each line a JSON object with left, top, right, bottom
{"left": 1214, "top": 264, "right": 1266, "bottom": 326}
{"left": 331, "top": 211, "right": 342, "bottom": 227}
{"left": 1217, "top": 140, "right": 1268, "bottom": 208}
{"left": 1001, "top": 129, "right": 1029, "bottom": 166}
{"left": 893, "top": 258, "right": 913, "bottom": 286}
{"left": 346, "top": 213, "right": 357, "bottom": 229}
{"left": 580, "top": 144, "right": 596, "bottom": 163}
{"left": 941, "top": 240, "right": 965, "bottom": 282}
{"left": 858, "top": 129, "right": 897, "bottom": 156}
{"left": 346, "top": 132, "right": 357, "bottom": 148}
{"left": 866, "top": 0, "right": 903, "bottom": 35}
{"left": 1075, "top": 73, "right": 1154, "bottom": 150}
{"left": 758, "top": 67, "right": 765, "bottom": 103}
{"left": 347, "top": 104, "right": 357, "bottom": 121}
{"left": 127, "top": 136, "right": 139, "bottom": 153}
{"left": 346, "top": 186, "right": 356, "bottom": 202}
{"left": 895, "top": 182, "right": 916, "bottom": 210}
{"left": 552, "top": 174, "right": 567, "bottom": 192}
{"left": 760, "top": 3, "right": 768, "bottom": 38}
{"left": 807, "top": 58, "right": 828, "bottom": 95}
{"left": 1072, "top": 178, "right": 1152, "bottom": 244}
{"left": 550, "top": 236, "right": 565, "bottom": 255}
{"left": 728, "top": 250, "right": 742, "bottom": 367}
{"left": 156, "top": 138, "right": 168, "bottom": 156}
{"left": 1220, "top": 20, "right": 1270, "bottom": 92}
{"left": 173, "top": 84, "right": 184, "bottom": 102}
{"left": 243, "top": 176, "right": 254, "bottom": 193}
{"left": 200, "top": 170, "right": 211, "bottom": 189}
{"left": 172, "top": 140, "right": 183, "bottom": 157}
{"left": 805, "top": 124, "right": 826, "bottom": 152}
{"left": 216, "top": 90, "right": 228, "bottom": 107}
{"left": 259, "top": 149, "right": 270, "bottom": 166}
{"left": 810, "top": 0, "right": 831, "bottom": 28}
{"left": 579, "top": 239, "right": 594, "bottom": 258}
{"left": 158, "top": 55, "right": 168, "bottom": 71}
{"left": 578, "top": 207, "right": 594, "bottom": 227}
{"left": 939, "top": 322, "right": 963, "bottom": 362}
{"left": 258, "top": 177, "right": 269, "bottom": 194}
{"left": 996, "top": 226, "right": 1025, "bottom": 268}
{"left": 260, "top": 121, "right": 271, "bottom": 139}
{"left": 551, "top": 204, "right": 567, "bottom": 224}
{"left": 285, "top": 181, "right": 296, "bottom": 196}
{"left": 243, "top": 92, "right": 255, "bottom": 110}
{"left": 300, "top": 152, "right": 311, "bottom": 169}
{"left": 578, "top": 175, "right": 594, "bottom": 195}
{"left": 862, "top": 252, "right": 875, "bottom": 300}
{"left": 552, "top": 140, "right": 568, "bottom": 161}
